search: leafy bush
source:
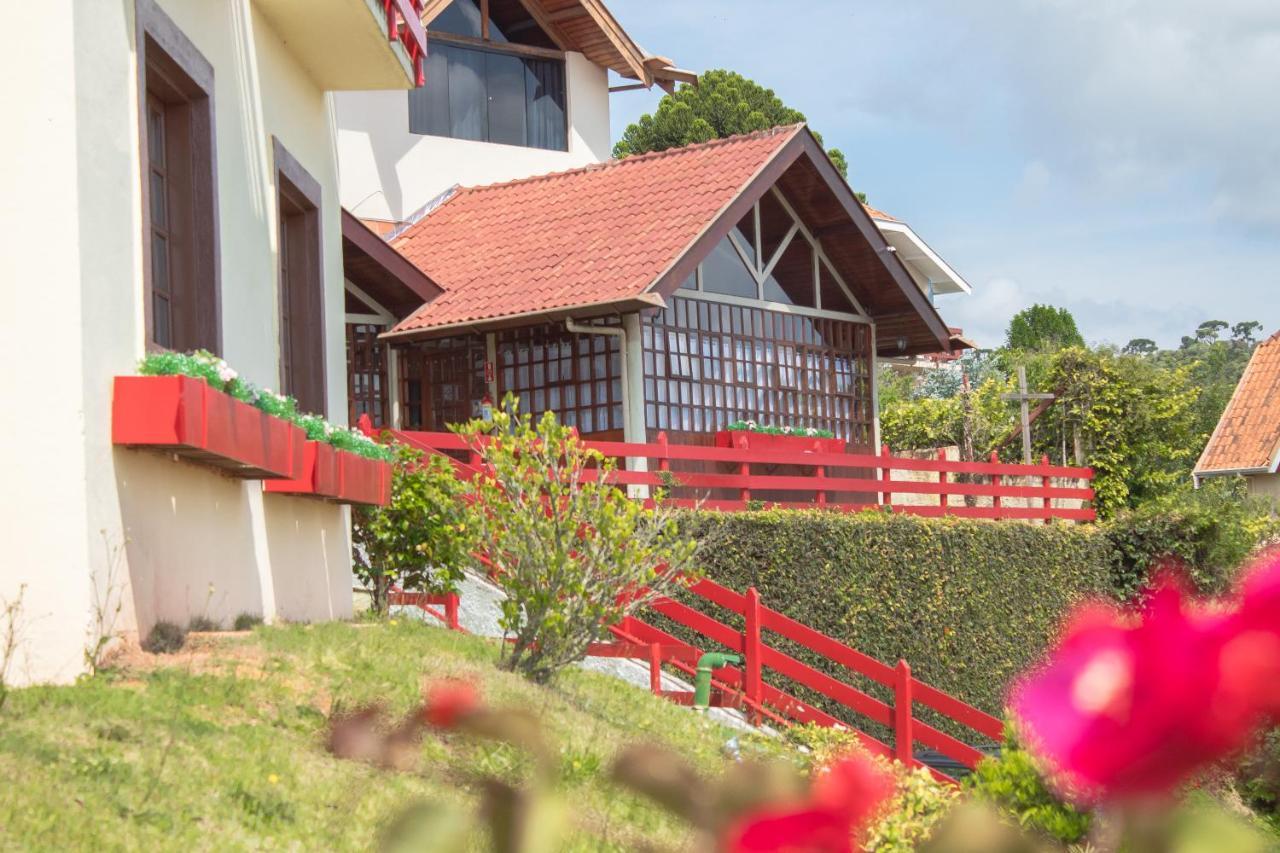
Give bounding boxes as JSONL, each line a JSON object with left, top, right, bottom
{"left": 964, "top": 723, "right": 1092, "bottom": 844}
{"left": 723, "top": 420, "right": 836, "bottom": 438}
{"left": 787, "top": 724, "right": 959, "bottom": 851}
{"left": 673, "top": 510, "right": 1113, "bottom": 733}
{"left": 138, "top": 350, "right": 391, "bottom": 461}
{"left": 232, "top": 613, "right": 263, "bottom": 631}
{"left": 352, "top": 443, "right": 472, "bottom": 614}
{"left": 1103, "top": 478, "right": 1280, "bottom": 601}
{"left": 187, "top": 616, "right": 220, "bottom": 633}
{"left": 142, "top": 621, "right": 187, "bottom": 655}
{"left": 456, "top": 399, "right": 700, "bottom": 684}
{"left": 1238, "top": 728, "right": 1280, "bottom": 832}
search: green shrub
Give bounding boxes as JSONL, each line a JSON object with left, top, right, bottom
{"left": 1103, "top": 478, "right": 1280, "bottom": 601}
{"left": 232, "top": 613, "right": 263, "bottom": 631}
{"left": 964, "top": 723, "right": 1092, "bottom": 844}
{"left": 669, "top": 510, "right": 1112, "bottom": 737}
{"left": 352, "top": 443, "right": 472, "bottom": 615}
{"left": 187, "top": 616, "right": 220, "bottom": 633}
{"left": 1238, "top": 728, "right": 1280, "bottom": 832}
{"left": 142, "top": 621, "right": 187, "bottom": 655}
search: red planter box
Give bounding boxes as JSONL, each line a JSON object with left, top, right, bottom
{"left": 264, "top": 440, "right": 392, "bottom": 506}
{"left": 113, "top": 375, "right": 304, "bottom": 479}
{"left": 714, "top": 430, "right": 846, "bottom": 455}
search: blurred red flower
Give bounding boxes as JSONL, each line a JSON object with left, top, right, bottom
{"left": 421, "top": 679, "right": 481, "bottom": 729}
{"left": 724, "top": 753, "right": 894, "bottom": 852}
{"left": 1012, "top": 557, "right": 1280, "bottom": 803}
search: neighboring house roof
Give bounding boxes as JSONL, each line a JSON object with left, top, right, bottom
{"left": 420, "top": 0, "right": 695, "bottom": 90}
{"left": 384, "top": 124, "right": 954, "bottom": 357}
{"left": 1196, "top": 331, "right": 1280, "bottom": 477}
{"left": 864, "top": 205, "right": 971, "bottom": 297}
{"left": 342, "top": 210, "right": 443, "bottom": 318}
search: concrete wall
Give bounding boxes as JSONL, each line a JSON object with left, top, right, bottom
{"left": 335, "top": 51, "right": 611, "bottom": 221}
{"left": 1247, "top": 472, "right": 1280, "bottom": 504}
{"left": 0, "top": 0, "right": 359, "bottom": 686}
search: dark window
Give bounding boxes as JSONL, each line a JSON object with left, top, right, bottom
{"left": 347, "top": 323, "right": 389, "bottom": 427}
{"left": 762, "top": 237, "right": 815, "bottom": 307}
{"left": 139, "top": 25, "right": 218, "bottom": 353}
{"left": 819, "top": 261, "right": 858, "bottom": 313}
{"left": 275, "top": 154, "right": 325, "bottom": 414}
{"left": 643, "top": 296, "right": 874, "bottom": 446}
{"left": 431, "top": 0, "right": 559, "bottom": 48}
{"left": 400, "top": 336, "right": 487, "bottom": 431}
{"left": 496, "top": 325, "right": 624, "bottom": 436}
{"left": 410, "top": 42, "right": 566, "bottom": 150}
{"left": 701, "top": 235, "right": 758, "bottom": 299}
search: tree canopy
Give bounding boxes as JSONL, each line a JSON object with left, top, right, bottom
{"left": 1005, "top": 304, "right": 1086, "bottom": 352}
{"left": 613, "top": 69, "right": 855, "bottom": 190}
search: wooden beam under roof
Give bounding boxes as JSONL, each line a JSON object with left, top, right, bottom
{"left": 513, "top": 0, "right": 569, "bottom": 49}
{"left": 419, "top": 0, "right": 453, "bottom": 26}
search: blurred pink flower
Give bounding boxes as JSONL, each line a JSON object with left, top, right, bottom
{"left": 724, "top": 753, "right": 893, "bottom": 852}
{"left": 1011, "top": 568, "right": 1279, "bottom": 802}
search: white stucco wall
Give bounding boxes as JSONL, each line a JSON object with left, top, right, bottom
{"left": 1247, "top": 472, "right": 1280, "bottom": 503}
{"left": 0, "top": 0, "right": 360, "bottom": 686}
{"left": 335, "top": 51, "right": 610, "bottom": 221}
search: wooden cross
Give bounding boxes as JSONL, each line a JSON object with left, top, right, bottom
{"left": 1001, "top": 366, "right": 1055, "bottom": 464}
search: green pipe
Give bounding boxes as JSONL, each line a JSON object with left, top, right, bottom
{"left": 693, "top": 652, "right": 741, "bottom": 711}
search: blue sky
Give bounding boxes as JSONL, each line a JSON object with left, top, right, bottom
{"left": 606, "top": 0, "right": 1280, "bottom": 349}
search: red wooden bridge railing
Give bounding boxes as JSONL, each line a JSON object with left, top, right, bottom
{"left": 392, "top": 429, "right": 1095, "bottom": 523}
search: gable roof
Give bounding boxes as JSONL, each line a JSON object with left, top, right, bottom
{"left": 385, "top": 124, "right": 954, "bottom": 356}
{"left": 1195, "top": 331, "right": 1280, "bottom": 477}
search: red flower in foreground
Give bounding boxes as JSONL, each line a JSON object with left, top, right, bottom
{"left": 421, "top": 679, "right": 481, "bottom": 729}
{"left": 724, "top": 754, "right": 894, "bottom": 853}
{"left": 1012, "top": 558, "right": 1280, "bottom": 803}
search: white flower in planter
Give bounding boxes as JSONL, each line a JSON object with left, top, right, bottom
{"left": 782, "top": 425, "right": 793, "bottom": 435}
{"left": 805, "top": 428, "right": 818, "bottom": 437}
{"left": 745, "top": 420, "right": 757, "bottom": 430}
{"left": 216, "top": 362, "right": 238, "bottom": 383}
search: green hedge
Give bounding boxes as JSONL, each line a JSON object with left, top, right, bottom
{"left": 668, "top": 510, "right": 1113, "bottom": 742}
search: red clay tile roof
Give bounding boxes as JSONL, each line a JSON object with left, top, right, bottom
{"left": 386, "top": 125, "right": 803, "bottom": 335}
{"left": 1196, "top": 331, "right": 1280, "bottom": 475}
{"left": 863, "top": 204, "right": 899, "bottom": 222}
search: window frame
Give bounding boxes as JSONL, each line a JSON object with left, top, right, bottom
{"left": 135, "top": 0, "right": 220, "bottom": 354}
{"left": 272, "top": 138, "right": 327, "bottom": 416}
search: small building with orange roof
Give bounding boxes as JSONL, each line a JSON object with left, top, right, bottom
{"left": 1194, "top": 331, "right": 1280, "bottom": 501}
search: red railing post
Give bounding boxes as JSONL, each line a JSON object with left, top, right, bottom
{"left": 737, "top": 434, "right": 751, "bottom": 505}
{"left": 813, "top": 440, "right": 827, "bottom": 507}
{"left": 445, "top": 592, "right": 460, "bottom": 631}
{"left": 1041, "top": 454, "right": 1052, "bottom": 524}
{"left": 649, "top": 642, "right": 663, "bottom": 695}
{"left": 990, "top": 450, "right": 1002, "bottom": 518}
{"left": 894, "top": 659, "right": 913, "bottom": 764}
{"left": 880, "top": 443, "right": 893, "bottom": 509}
{"left": 744, "top": 587, "right": 764, "bottom": 725}
{"left": 937, "top": 447, "right": 950, "bottom": 509}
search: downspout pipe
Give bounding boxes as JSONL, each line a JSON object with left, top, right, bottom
{"left": 565, "top": 318, "right": 648, "bottom": 494}
{"left": 693, "top": 652, "right": 742, "bottom": 711}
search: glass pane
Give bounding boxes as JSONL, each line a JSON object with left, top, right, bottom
{"left": 762, "top": 235, "right": 815, "bottom": 307}
{"left": 447, "top": 46, "right": 487, "bottom": 141}
{"left": 679, "top": 271, "right": 696, "bottom": 290}
{"left": 524, "top": 58, "right": 566, "bottom": 150}
{"left": 408, "top": 46, "right": 452, "bottom": 135}
{"left": 147, "top": 105, "right": 165, "bottom": 165}
{"left": 701, "top": 236, "right": 757, "bottom": 299}
{"left": 487, "top": 0, "right": 557, "bottom": 47}
{"left": 759, "top": 191, "right": 792, "bottom": 268}
{"left": 819, "top": 260, "right": 858, "bottom": 313}
{"left": 152, "top": 292, "right": 171, "bottom": 348}
{"left": 486, "top": 52, "right": 526, "bottom": 146}
{"left": 731, "top": 209, "right": 756, "bottom": 269}
{"left": 149, "top": 171, "right": 167, "bottom": 228}
{"left": 151, "top": 235, "right": 170, "bottom": 295}
{"left": 431, "top": 0, "right": 483, "bottom": 37}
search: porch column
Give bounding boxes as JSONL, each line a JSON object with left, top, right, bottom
{"left": 387, "top": 341, "right": 402, "bottom": 429}
{"left": 622, "top": 313, "right": 649, "bottom": 497}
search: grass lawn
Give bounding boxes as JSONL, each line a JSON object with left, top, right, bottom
{"left": 0, "top": 621, "right": 785, "bottom": 851}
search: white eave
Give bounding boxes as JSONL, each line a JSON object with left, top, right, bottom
{"left": 873, "top": 218, "right": 972, "bottom": 297}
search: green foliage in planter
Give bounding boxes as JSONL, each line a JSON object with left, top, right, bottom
{"left": 1102, "top": 477, "right": 1280, "bottom": 601}
{"left": 724, "top": 420, "right": 836, "bottom": 438}
{"left": 668, "top": 510, "right": 1112, "bottom": 736}
{"left": 137, "top": 351, "right": 392, "bottom": 461}
{"left": 142, "top": 621, "right": 187, "bottom": 655}
{"left": 352, "top": 444, "right": 472, "bottom": 615}
{"left": 964, "top": 722, "right": 1093, "bottom": 844}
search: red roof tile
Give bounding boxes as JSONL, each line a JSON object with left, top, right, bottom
{"left": 387, "top": 125, "right": 803, "bottom": 334}
{"left": 863, "top": 204, "right": 899, "bottom": 222}
{"left": 1196, "top": 331, "right": 1280, "bottom": 475}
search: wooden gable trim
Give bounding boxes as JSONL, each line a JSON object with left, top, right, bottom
{"left": 574, "top": 0, "right": 649, "bottom": 84}
{"left": 646, "top": 126, "right": 807, "bottom": 301}
{"left": 792, "top": 132, "right": 952, "bottom": 353}
{"left": 512, "top": 0, "right": 569, "bottom": 50}
{"left": 342, "top": 209, "right": 444, "bottom": 309}
{"left": 419, "top": 0, "right": 453, "bottom": 26}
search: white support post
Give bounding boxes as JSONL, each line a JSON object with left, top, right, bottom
{"left": 387, "top": 340, "right": 403, "bottom": 429}
{"left": 623, "top": 313, "right": 649, "bottom": 498}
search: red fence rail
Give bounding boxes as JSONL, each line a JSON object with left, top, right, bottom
{"left": 392, "top": 430, "right": 1095, "bottom": 522}
{"left": 394, "top": 575, "right": 1002, "bottom": 784}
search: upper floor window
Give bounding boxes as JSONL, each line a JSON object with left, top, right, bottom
{"left": 273, "top": 140, "right": 326, "bottom": 415}
{"left": 137, "top": 2, "right": 220, "bottom": 353}
{"left": 409, "top": 0, "right": 567, "bottom": 151}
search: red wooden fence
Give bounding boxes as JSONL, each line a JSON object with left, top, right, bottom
{"left": 393, "top": 576, "right": 1002, "bottom": 784}
{"left": 392, "top": 430, "right": 1095, "bottom": 522}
